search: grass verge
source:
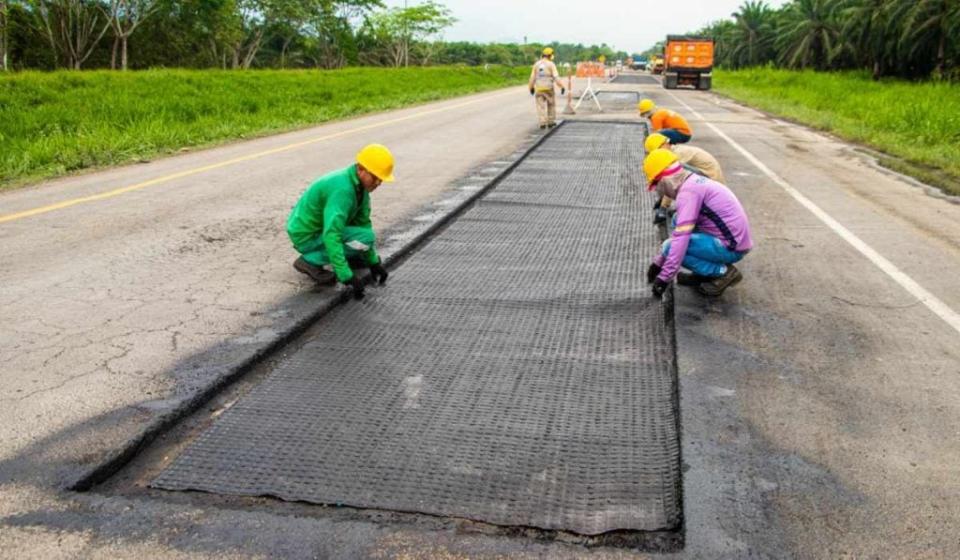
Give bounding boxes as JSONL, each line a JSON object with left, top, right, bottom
{"left": 0, "top": 66, "right": 528, "bottom": 190}
{"left": 713, "top": 68, "right": 960, "bottom": 197}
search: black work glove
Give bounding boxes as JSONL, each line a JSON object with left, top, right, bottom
{"left": 529, "top": 87, "right": 535, "bottom": 95}
{"left": 369, "top": 262, "right": 389, "bottom": 285}
{"left": 653, "top": 206, "right": 669, "bottom": 225}
{"left": 560, "top": 87, "right": 566, "bottom": 95}
{"left": 651, "top": 278, "right": 669, "bottom": 298}
{"left": 344, "top": 275, "right": 365, "bottom": 300}
{"left": 647, "top": 262, "right": 662, "bottom": 284}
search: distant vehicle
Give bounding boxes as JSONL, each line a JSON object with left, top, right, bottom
{"left": 631, "top": 58, "right": 648, "bottom": 71}
{"left": 650, "top": 55, "right": 665, "bottom": 75}
{"left": 663, "top": 35, "right": 714, "bottom": 90}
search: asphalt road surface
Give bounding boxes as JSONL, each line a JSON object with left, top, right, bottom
{"left": 2, "top": 75, "right": 960, "bottom": 558}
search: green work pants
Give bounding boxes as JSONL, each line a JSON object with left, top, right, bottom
{"left": 294, "top": 226, "right": 376, "bottom": 269}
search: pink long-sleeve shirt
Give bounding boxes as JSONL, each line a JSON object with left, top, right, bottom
{"left": 655, "top": 174, "right": 753, "bottom": 282}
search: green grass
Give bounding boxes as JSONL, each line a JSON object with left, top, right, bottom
{"left": 714, "top": 68, "right": 960, "bottom": 196}
{"left": 0, "top": 66, "right": 529, "bottom": 189}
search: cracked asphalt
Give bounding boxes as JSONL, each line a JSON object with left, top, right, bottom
{"left": 3, "top": 75, "right": 960, "bottom": 558}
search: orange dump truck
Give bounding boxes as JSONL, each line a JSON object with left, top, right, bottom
{"left": 663, "top": 35, "right": 714, "bottom": 90}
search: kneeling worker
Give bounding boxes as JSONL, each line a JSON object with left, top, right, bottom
{"left": 638, "top": 99, "right": 692, "bottom": 144}
{"left": 645, "top": 132, "right": 725, "bottom": 224}
{"left": 287, "top": 144, "right": 394, "bottom": 300}
{"left": 644, "top": 132, "right": 724, "bottom": 183}
{"left": 643, "top": 149, "right": 753, "bottom": 297}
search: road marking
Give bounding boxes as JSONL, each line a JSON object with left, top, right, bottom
{"left": 0, "top": 89, "right": 518, "bottom": 225}
{"left": 663, "top": 89, "right": 960, "bottom": 336}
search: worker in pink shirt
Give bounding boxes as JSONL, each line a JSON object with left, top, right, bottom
{"left": 642, "top": 149, "right": 754, "bottom": 298}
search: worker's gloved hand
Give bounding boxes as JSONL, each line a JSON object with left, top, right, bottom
{"left": 560, "top": 87, "right": 566, "bottom": 95}
{"left": 653, "top": 206, "right": 669, "bottom": 225}
{"left": 344, "top": 275, "right": 365, "bottom": 300}
{"left": 651, "top": 278, "right": 669, "bottom": 298}
{"left": 646, "top": 263, "right": 662, "bottom": 284}
{"left": 529, "top": 87, "right": 535, "bottom": 96}
{"left": 369, "top": 262, "right": 389, "bottom": 285}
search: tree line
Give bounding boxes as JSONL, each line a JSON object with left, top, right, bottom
{"left": 644, "top": 0, "right": 959, "bottom": 80}
{"left": 0, "top": 0, "right": 629, "bottom": 71}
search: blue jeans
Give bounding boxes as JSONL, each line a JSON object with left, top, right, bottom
{"left": 660, "top": 129, "right": 691, "bottom": 144}
{"left": 661, "top": 233, "right": 744, "bottom": 278}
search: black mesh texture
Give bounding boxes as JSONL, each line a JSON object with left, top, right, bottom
{"left": 152, "top": 122, "right": 681, "bottom": 535}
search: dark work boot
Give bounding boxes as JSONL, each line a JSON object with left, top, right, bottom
{"left": 677, "top": 271, "right": 712, "bottom": 286}
{"left": 293, "top": 257, "right": 335, "bottom": 285}
{"left": 697, "top": 264, "right": 743, "bottom": 297}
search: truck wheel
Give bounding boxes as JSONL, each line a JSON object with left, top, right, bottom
{"left": 697, "top": 75, "right": 712, "bottom": 90}
{"left": 664, "top": 73, "right": 678, "bottom": 89}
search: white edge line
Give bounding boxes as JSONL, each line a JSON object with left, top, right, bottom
{"left": 661, "top": 89, "right": 960, "bottom": 336}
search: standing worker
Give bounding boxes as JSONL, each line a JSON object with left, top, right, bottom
{"left": 528, "top": 47, "right": 565, "bottom": 129}
{"left": 638, "top": 99, "right": 693, "bottom": 144}
{"left": 287, "top": 144, "right": 394, "bottom": 300}
{"left": 643, "top": 149, "right": 753, "bottom": 297}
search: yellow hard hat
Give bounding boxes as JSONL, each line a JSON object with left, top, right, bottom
{"left": 542, "top": 47, "right": 554, "bottom": 57}
{"left": 356, "top": 144, "right": 395, "bottom": 183}
{"left": 638, "top": 99, "right": 655, "bottom": 114}
{"left": 644, "top": 133, "right": 669, "bottom": 153}
{"left": 643, "top": 148, "right": 679, "bottom": 190}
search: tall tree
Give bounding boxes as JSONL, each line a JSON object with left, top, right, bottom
{"left": 840, "top": 0, "right": 894, "bottom": 79}
{"left": 230, "top": 0, "right": 265, "bottom": 68}
{"left": 366, "top": 0, "right": 453, "bottom": 67}
{"left": 304, "top": 0, "right": 379, "bottom": 69}
{"left": 730, "top": 1, "right": 776, "bottom": 68}
{"left": 775, "top": 0, "right": 843, "bottom": 70}
{"left": 896, "top": 0, "right": 960, "bottom": 78}
{"left": 29, "top": 0, "right": 113, "bottom": 69}
{"left": 103, "top": 0, "right": 157, "bottom": 69}
{"left": 1, "top": 0, "right": 9, "bottom": 70}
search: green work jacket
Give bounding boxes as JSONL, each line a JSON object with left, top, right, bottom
{"left": 286, "top": 164, "right": 379, "bottom": 282}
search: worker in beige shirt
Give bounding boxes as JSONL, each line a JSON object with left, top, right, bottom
{"left": 645, "top": 132, "right": 726, "bottom": 223}
{"left": 528, "top": 47, "right": 565, "bottom": 129}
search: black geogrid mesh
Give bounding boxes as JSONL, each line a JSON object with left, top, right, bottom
{"left": 152, "top": 122, "right": 681, "bottom": 535}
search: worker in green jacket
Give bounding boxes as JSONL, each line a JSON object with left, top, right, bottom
{"left": 287, "top": 144, "right": 395, "bottom": 300}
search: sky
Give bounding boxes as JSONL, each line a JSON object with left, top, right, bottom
{"left": 383, "top": 0, "right": 789, "bottom": 55}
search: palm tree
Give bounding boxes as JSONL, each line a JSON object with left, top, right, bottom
{"left": 775, "top": 0, "right": 843, "bottom": 70}
{"left": 840, "top": 0, "right": 895, "bottom": 79}
{"left": 895, "top": 0, "right": 960, "bottom": 78}
{"left": 730, "top": 0, "right": 776, "bottom": 67}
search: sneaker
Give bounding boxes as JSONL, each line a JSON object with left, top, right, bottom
{"left": 697, "top": 264, "right": 742, "bottom": 297}
{"left": 293, "top": 257, "right": 335, "bottom": 285}
{"left": 539, "top": 124, "right": 547, "bottom": 129}
{"left": 677, "top": 271, "right": 712, "bottom": 286}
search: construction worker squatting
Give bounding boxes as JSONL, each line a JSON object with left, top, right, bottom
{"left": 287, "top": 144, "right": 394, "bottom": 300}
{"left": 638, "top": 99, "right": 693, "bottom": 144}
{"left": 643, "top": 148, "right": 753, "bottom": 298}
{"left": 645, "top": 132, "right": 725, "bottom": 224}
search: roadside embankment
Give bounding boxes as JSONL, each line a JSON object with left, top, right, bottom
{"left": 0, "top": 66, "right": 527, "bottom": 190}
{"left": 714, "top": 68, "right": 960, "bottom": 196}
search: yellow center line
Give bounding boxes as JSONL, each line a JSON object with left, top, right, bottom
{"left": 0, "top": 88, "right": 518, "bottom": 224}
